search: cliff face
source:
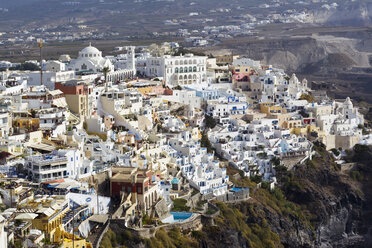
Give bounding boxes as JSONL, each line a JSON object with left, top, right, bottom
{"left": 197, "top": 143, "right": 370, "bottom": 248}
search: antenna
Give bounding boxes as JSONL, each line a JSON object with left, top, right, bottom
{"left": 38, "top": 39, "right": 43, "bottom": 86}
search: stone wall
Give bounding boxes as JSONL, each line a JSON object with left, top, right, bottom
{"left": 154, "top": 198, "right": 170, "bottom": 220}
{"left": 110, "top": 214, "right": 203, "bottom": 239}
{"left": 214, "top": 188, "right": 250, "bottom": 202}
{"left": 94, "top": 219, "right": 110, "bottom": 248}
{"left": 282, "top": 155, "right": 307, "bottom": 170}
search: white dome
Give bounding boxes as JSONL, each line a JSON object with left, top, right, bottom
{"left": 344, "top": 97, "right": 352, "bottom": 105}
{"left": 81, "top": 45, "right": 100, "bottom": 54}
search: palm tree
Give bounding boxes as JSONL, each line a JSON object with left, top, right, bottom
{"left": 102, "top": 67, "right": 111, "bottom": 83}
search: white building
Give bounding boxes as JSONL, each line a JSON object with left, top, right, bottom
{"left": 162, "top": 90, "right": 202, "bottom": 109}
{"left": 26, "top": 149, "right": 91, "bottom": 183}
{"left": 169, "top": 131, "right": 229, "bottom": 196}
{"left": 233, "top": 56, "right": 261, "bottom": 68}
{"left": 68, "top": 44, "right": 114, "bottom": 73}
{"left": 85, "top": 116, "right": 105, "bottom": 134}
{"left": 35, "top": 107, "right": 66, "bottom": 131}
{"left": 26, "top": 71, "right": 75, "bottom": 90}
{"left": 45, "top": 60, "right": 66, "bottom": 72}
{"left": 142, "top": 53, "right": 207, "bottom": 86}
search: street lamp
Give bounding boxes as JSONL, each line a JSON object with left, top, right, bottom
{"left": 37, "top": 38, "right": 43, "bottom": 86}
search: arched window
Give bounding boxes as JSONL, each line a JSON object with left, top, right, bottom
{"left": 193, "top": 74, "right": 196, "bottom": 79}
{"left": 193, "top": 59, "right": 197, "bottom": 64}
{"left": 180, "top": 67, "right": 183, "bottom": 73}
{"left": 175, "top": 60, "right": 179, "bottom": 65}
{"left": 188, "top": 75, "right": 192, "bottom": 79}
{"left": 184, "top": 67, "right": 188, "bottom": 73}
{"left": 180, "top": 60, "right": 183, "bottom": 65}
{"left": 189, "top": 66, "right": 192, "bottom": 72}
{"left": 175, "top": 67, "right": 178, "bottom": 73}
{"left": 193, "top": 66, "right": 197, "bottom": 72}
{"left": 184, "top": 60, "right": 188, "bottom": 65}
{"left": 184, "top": 75, "right": 187, "bottom": 80}
{"left": 179, "top": 75, "right": 183, "bottom": 80}
{"left": 189, "top": 59, "right": 192, "bottom": 64}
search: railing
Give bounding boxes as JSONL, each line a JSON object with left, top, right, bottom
{"left": 33, "top": 166, "right": 67, "bottom": 172}
{"left": 30, "top": 156, "right": 67, "bottom": 165}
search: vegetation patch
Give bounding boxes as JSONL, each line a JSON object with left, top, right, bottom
{"left": 172, "top": 198, "right": 190, "bottom": 212}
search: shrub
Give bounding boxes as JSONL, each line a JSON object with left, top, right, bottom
{"left": 350, "top": 170, "right": 364, "bottom": 182}
{"left": 172, "top": 198, "right": 190, "bottom": 212}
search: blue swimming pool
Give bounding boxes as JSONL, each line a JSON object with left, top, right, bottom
{"left": 162, "top": 212, "right": 193, "bottom": 223}
{"left": 230, "top": 187, "right": 249, "bottom": 192}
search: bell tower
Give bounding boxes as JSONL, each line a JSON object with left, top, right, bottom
{"left": 127, "top": 46, "right": 136, "bottom": 71}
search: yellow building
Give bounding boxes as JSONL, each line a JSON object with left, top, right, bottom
{"left": 21, "top": 197, "right": 67, "bottom": 242}
{"left": 232, "top": 65, "right": 252, "bottom": 74}
{"left": 216, "top": 55, "right": 239, "bottom": 65}
{"left": 260, "top": 103, "right": 287, "bottom": 115}
{"left": 270, "top": 113, "right": 289, "bottom": 128}
{"left": 283, "top": 119, "right": 302, "bottom": 129}
{"left": 12, "top": 118, "right": 40, "bottom": 131}
{"left": 136, "top": 86, "right": 152, "bottom": 95}
{"left": 65, "top": 95, "right": 89, "bottom": 117}
{"left": 62, "top": 232, "right": 93, "bottom": 248}
{"left": 292, "top": 124, "right": 320, "bottom": 136}
{"left": 21, "top": 197, "right": 92, "bottom": 247}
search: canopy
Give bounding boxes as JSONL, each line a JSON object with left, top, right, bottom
{"left": 15, "top": 213, "right": 38, "bottom": 220}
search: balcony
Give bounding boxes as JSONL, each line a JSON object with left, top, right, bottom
{"left": 35, "top": 165, "right": 67, "bottom": 173}
{"left": 30, "top": 156, "right": 67, "bottom": 166}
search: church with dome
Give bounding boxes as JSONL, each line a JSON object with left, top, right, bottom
{"left": 68, "top": 43, "right": 115, "bottom": 73}
{"left": 66, "top": 44, "right": 136, "bottom": 82}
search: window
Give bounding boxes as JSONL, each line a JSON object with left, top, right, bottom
{"left": 138, "top": 187, "right": 142, "bottom": 193}
{"left": 145, "top": 186, "right": 148, "bottom": 192}
{"left": 175, "top": 67, "right": 178, "bottom": 73}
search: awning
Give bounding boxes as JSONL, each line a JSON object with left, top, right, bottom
{"left": 27, "top": 143, "right": 55, "bottom": 152}
{"left": 15, "top": 213, "right": 39, "bottom": 220}
{"left": 42, "top": 179, "right": 65, "bottom": 184}
{"left": 47, "top": 184, "right": 59, "bottom": 188}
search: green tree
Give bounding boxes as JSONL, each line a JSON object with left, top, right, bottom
{"left": 14, "top": 62, "right": 40, "bottom": 71}
{"left": 204, "top": 114, "right": 216, "bottom": 129}
{"left": 201, "top": 131, "right": 213, "bottom": 153}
